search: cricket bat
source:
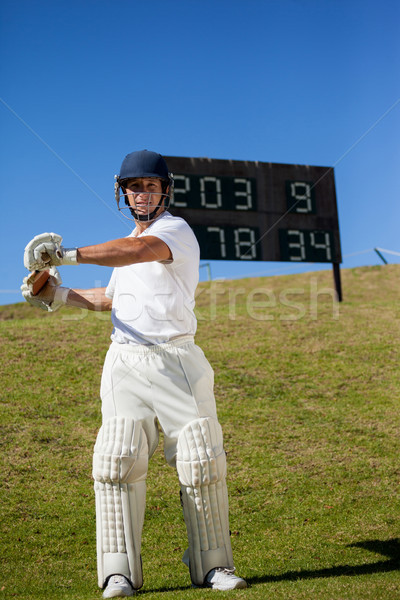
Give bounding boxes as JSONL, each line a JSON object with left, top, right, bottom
{"left": 27, "top": 251, "right": 52, "bottom": 295}
{"left": 27, "top": 270, "right": 51, "bottom": 295}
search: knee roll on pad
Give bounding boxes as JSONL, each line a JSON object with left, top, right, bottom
{"left": 176, "top": 417, "right": 234, "bottom": 586}
{"left": 93, "top": 417, "right": 148, "bottom": 590}
{"left": 93, "top": 416, "right": 148, "bottom": 484}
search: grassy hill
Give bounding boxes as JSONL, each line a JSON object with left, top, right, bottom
{"left": 1, "top": 265, "right": 399, "bottom": 599}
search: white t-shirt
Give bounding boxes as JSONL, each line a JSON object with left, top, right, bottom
{"left": 105, "top": 211, "right": 200, "bottom": 345}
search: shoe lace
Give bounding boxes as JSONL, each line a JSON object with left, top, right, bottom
{"left": 215, "top": 567, "right": 236, "bottom": 575}
{"left": 109, "top": 575, "right": 131, "bottom": 586}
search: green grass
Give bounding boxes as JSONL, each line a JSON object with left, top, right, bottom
{"left": 1, "top": 264, "right": 399, "bottom": 599}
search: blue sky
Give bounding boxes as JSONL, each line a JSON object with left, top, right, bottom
{"left": 1, "top": 0, "right": 399, "bottom": 305}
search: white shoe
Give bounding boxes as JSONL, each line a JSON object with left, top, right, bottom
{"left": 205, "top": 567, "right": 247, "bottom": 590}
{"left": 103, "top": 575, "right": 135, "bottom": 598}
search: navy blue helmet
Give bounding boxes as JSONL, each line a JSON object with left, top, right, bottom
{"left": 115, "top": 150, "right": 174, "bottom": 222}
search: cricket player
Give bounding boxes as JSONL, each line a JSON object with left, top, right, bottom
{"left": 21, "top": 150, "right": 247, "bottom": 597}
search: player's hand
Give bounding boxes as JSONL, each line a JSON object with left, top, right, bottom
{"left": 21, "top": 266, "right": 67, "bottom": 312}
{"left": 24, "top": 232, "right": 78, "bottom": 271}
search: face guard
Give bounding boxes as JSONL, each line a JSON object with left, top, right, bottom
{"left": 115, "top": 181, "right": 172, "bottom": 222}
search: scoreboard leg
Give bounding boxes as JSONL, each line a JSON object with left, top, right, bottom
{"left": 332, "top": 263, "right": 343, "bottom": 302}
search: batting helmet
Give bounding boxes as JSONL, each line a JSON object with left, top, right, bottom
{"left": 115, "top": 150, "right": 174, "bottom": 222}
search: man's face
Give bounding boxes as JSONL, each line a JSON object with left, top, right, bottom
{"left": 123, "top": 177, "right": 164, "bottom": 219}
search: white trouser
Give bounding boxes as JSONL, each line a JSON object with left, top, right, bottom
{"left": 95, "top": 336, "right": 234, "bottom": 587}
{"left": 100, "top": 337, "right": 218, "bottom": 465}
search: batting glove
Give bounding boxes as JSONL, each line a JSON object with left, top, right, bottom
{"left": 20, "top": 266, "right": 69, "bottom": 312}
{"left": 24, "top": 232, "right": 78, "bottom": 271}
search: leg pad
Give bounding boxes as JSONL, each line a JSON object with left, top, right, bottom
{"left": 93, "top": 417, "right": 148, "bottom": 589}
{"left": 176, "top": 418, "right": 234, "bottom": 585}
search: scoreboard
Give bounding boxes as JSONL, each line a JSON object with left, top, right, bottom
{"left": 165, "top": 155, "right": 342, "bottom": 298}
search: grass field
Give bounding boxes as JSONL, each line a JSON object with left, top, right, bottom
{"left": 1, "top": 264, "right": 399, "bottom": 599}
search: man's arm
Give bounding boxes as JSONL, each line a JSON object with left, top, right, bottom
{"left": 77, "top": 236, "right": 171, "bottom": 267}
{"left": 24, "top": 232, "right": 172, "bottom": 272}
{"left": 64, "top": 287, "right": 113, "bottom": 311}
{"left": 38, "top": 283, "right": 113, "bottom": 312}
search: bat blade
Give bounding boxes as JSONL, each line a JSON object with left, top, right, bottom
{"left": 27, "top": 270, "right": 50, "bottom": 295}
